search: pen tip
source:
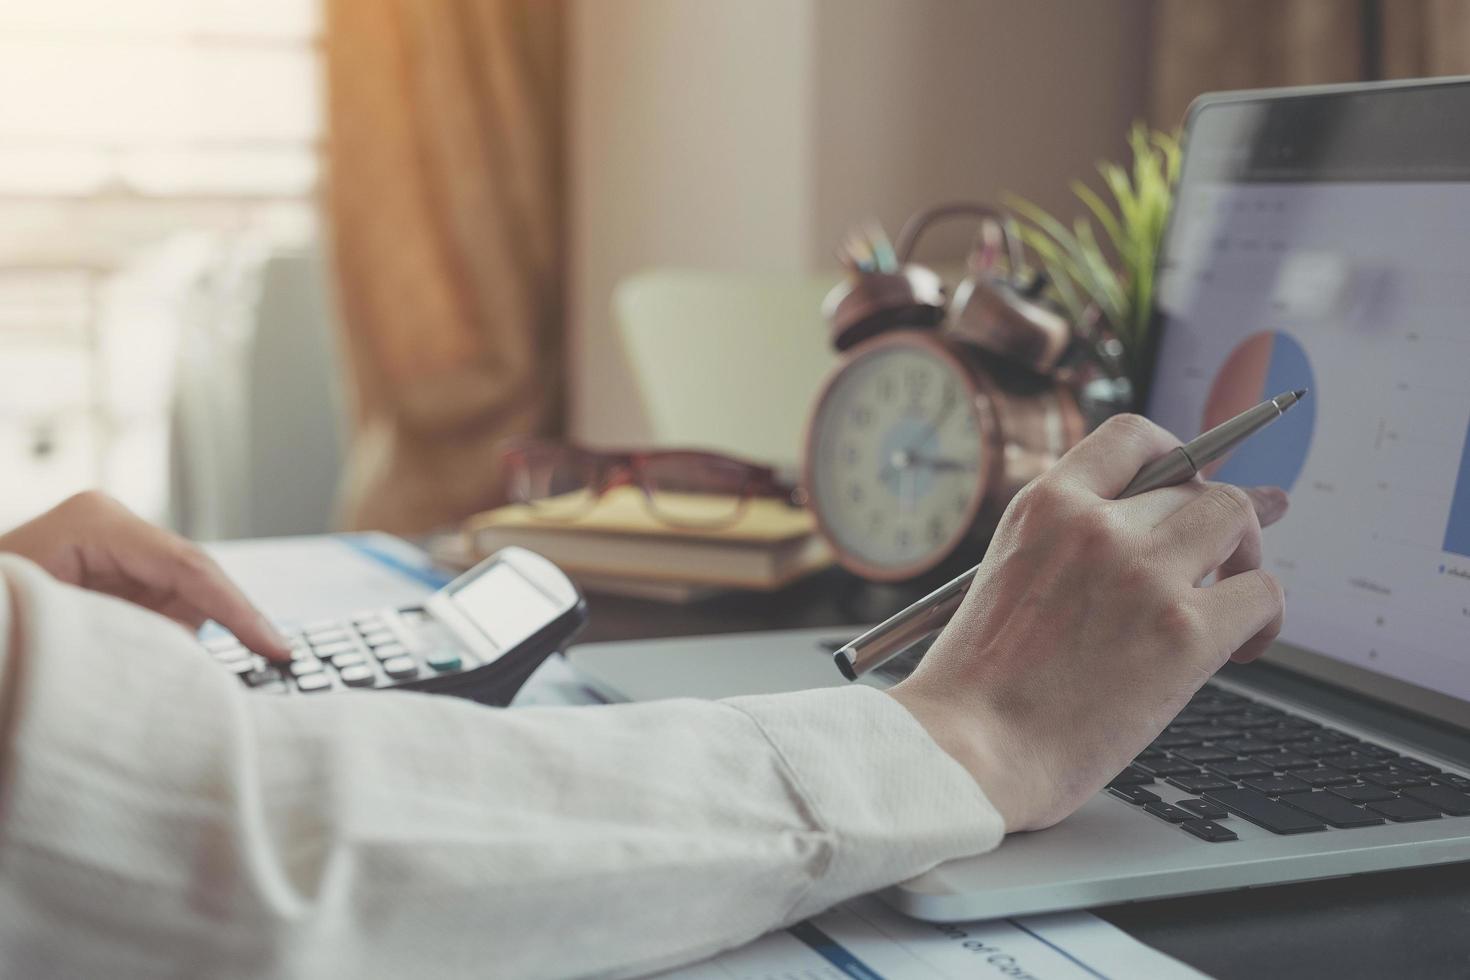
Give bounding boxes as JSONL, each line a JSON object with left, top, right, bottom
{"left": 1293, "top": 388, "right": 1308, "bottom": 399}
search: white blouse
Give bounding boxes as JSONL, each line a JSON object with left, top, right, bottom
{"left": 0, "top": 556, "right": 1004, "bottom": 978}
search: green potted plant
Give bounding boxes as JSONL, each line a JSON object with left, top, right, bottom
{"left": 1006, "top": 124, "right": 1181, "bottom": 391}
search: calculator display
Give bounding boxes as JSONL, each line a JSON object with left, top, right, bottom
{"left": 448, "top": 561, "right": 563, "bottom": 653}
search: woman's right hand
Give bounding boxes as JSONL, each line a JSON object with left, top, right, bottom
{"left": 888, "top": 414, "right": 1288, "bottom": 832}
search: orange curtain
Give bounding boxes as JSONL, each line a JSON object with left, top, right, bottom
{"left": 1150, "top": 0, "right": 1470, "bottom": 129}
{"left": 325, "top": 0, "right": 564, "bottom": 533}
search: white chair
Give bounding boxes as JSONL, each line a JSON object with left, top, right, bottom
{"left": 613, "top": 268, "right": 840, "bottom": 468}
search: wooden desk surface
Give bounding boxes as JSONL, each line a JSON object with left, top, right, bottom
{"left": 569, "top": 568, "right": 1470, "bottom": 980}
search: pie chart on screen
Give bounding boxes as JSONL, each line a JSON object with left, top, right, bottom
{"left": 1201, "top": 330, "right": 1316, "bottom": 490}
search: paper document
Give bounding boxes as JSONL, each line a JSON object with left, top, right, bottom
{"left": 206, "top": 533, "right": 449, "bottom": 628}
{"left": 656, "top": 895, "right": 1204, "bottom": 980}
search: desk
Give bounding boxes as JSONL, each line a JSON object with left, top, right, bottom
{"left": 571, "top": 568, "right": 1470, "bottom": 980}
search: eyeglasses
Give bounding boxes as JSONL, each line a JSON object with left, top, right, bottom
{"left": 500, "top": 439, "right": 805, "bottom": 529}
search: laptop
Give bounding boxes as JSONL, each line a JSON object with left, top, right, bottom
{"left": 567, "top": 77, "right": 1470, "bottom": 921}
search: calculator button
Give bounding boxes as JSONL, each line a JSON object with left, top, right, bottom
{"left": 360, "top": 630, "right": 398, "bottom": 648}
{"left": 225, "top": 658, "right": 255, "bottom": 675}
{"left": 382, "top": 655, "right": 418, "bottom": 680}
{"left": 212, "top": 646, "right": 250, "bottom": 664}
{"left": 328, "top": 652, "right": 366, "bottom": 669}
{"left": 204, "top": 636, "right": 243, "bottom": 654}
{"left": 312, "top": 640, "right": 357, "bottom": 658}
{"left": 244, "top": 667, "right": 282, "bottom": 688}
{"left": 289, "top": 659, "right": 324, "bottom": 678}
{"left": 339, "top": 664, "right": 376, "bottom": 687}
{"left": 297, "top": 672, "right": 332, "bottom": 693}
{"left": 426, "top": 649, "right": 462, "bottom": 672}
{"left": 373, "top": 643, "right": 408, "bottom": 661}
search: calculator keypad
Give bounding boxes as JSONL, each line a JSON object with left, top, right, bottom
{"left": 204, "top": 609, "right": 470, "bottom": 694}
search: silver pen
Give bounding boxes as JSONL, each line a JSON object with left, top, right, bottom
{"left": 833, "top": 389, "right": 1309, "bottom": 681}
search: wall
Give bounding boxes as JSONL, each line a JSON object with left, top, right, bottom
{"left": 568, "top": 0, "right": 1152, "bottom": 448}
{"left": 569, "top": 0, "right": 815, "bottom": 446}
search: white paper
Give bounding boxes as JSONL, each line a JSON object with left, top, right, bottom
{"left": 206, "top": 533, "right": 446, "bottom": 629}
{"left": 656, "top": 895, "right": 1205, "bottom": 980}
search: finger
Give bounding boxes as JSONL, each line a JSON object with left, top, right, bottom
{"left": 1151, "top": 484, "right": 1264, "bottom": 584}
{"left": 166, "top": 548, "right": 291, "bottom": 661}
{"left": 1121, "top": 481, "right": 1289, "bottom": 532}
{"left": 1050, "top": 414, "right": 1182, "bottom": 499}
{"left": 112, "top": 525, "right": 291, "bottom": 661}
{"left": 1194, "top": 569, "right": 1286, "bottom": 668}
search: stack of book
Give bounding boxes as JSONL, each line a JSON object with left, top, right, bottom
{"left": 448, "top": 487, "right": 832, "bottom": 603}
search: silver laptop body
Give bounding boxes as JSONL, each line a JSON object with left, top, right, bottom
{"left": 568, "top": 76, "right": 1470, "bottom": 921}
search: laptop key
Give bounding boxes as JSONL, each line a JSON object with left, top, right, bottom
{"left": 1400, "top": 785, "right": 1470, "bottom": 817}
{"left": 1241, "top": 774, "right": 1311, "bottom": 796}
{"left": 1216, "top": 738, "right": 1281, "bottom": 755}
{"left": 1109, "top": 785, "right": 1160, "bottom": 805}
{"left": 1206, "top": 759, "right": 1275, "bottom": 779}
{"left": 1166, "top": 773, "right": 1237, "bottom": 793}
{"left": 1133, "top": 748, "right": 1167, "bottom": 762}
{"left": 1296, "top": 767, "right": 1354, "bottom": 788}
{"left": 1390, "top": 758, "right": 1442, "bottom": 776}
{"left": 1173, "top": 746, "right": 1237, "bottom": 763}
{"left": 1177, "top": 798, "right": 1229, "bottom": 820}
{"left": 1180, "top": 726, "right": 1243, "bottom": 741}
{"left": 1361, "top": 770, "right": 1430, "bottom": 790}
{"left": 1351, "top": 743, "right": 1399, "bottom": 760}
{"left": 1201, "top": 788, "right": 1328, "bottom": 834}
{"left": 1143, "top": 801, "right": 1195, "bottom": 823}
{"left": 1151, "top": 733, "right": 1203, "bottom": 749}
{"left": 1366, "top": 797, "right": 1442, "bottom": 822}
{"left": 1278, "top": 791, "right": 1384, "bottom": 828}
{"left": 1320, "top": 754, "right": 1391, "bottom": 774}
{"left": 1181, "top": 818, "right": 1239, "bottom": 843}
{"left": 1108, "top": 767, "right": 1156, "bottom": 787}
{"left": 1329, "top": 783, "right": 1397, "bottom": 803}
{"left": 1432, "top": 773, "right": 1470, "bottom": 791}
{"left": 1136, "top": 759, "right": 1203, "bottom": 777}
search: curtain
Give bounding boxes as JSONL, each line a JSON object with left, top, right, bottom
{"left": 1150, "top": 0, "right": 1470, "bottom": 129}
{"left": 324, "top": 0, "right": 564, "bottom": 534}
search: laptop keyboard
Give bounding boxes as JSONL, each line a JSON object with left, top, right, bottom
{"left": 1108, "top": 685, "right": 1470, "bottom": 842}
{"left": 819, "top": 635, "right": 1470, "bottom": 842}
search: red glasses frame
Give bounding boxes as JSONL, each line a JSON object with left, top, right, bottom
{"left": 500, "top": 439, "right": 804, "bottom": 528}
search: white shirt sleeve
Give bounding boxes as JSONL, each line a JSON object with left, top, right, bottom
{"left": 0, "top": 555, "right": 1004, "bottom": 979}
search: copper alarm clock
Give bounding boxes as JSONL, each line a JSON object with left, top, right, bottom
{"left": 803, "top": 204, "right": 1087, "bottom": 582}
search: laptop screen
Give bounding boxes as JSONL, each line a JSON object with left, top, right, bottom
{"left": 1145, "top": 80, "right": 1470, "bottom": 708}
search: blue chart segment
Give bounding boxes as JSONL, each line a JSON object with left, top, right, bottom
{"left": 1445, "top": 419, "right": 1470, "bottom": 558}
{"left": 1202, "top": 330, "right": 1317, "bottom": 491}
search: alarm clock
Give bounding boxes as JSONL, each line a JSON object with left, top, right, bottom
{"left": 803, "top": 204, "right": 1086, "bottom": 583}
{"left": 804, "top": 331, "right": 1083, "bottom": 581}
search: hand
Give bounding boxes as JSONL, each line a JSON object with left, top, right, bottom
{"left": 888, "top": 415, "right": 1288, "bottom": 832}
{"left": 0, "top": 491, "right": 290, "bottom": 661}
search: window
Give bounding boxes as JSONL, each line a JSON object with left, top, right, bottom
{"left": 0, "top": 0, "right": 325, "bottom": 531}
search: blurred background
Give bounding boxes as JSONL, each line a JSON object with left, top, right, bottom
{"left": 1, "top": 0, "right": 1466, "bottom": 540}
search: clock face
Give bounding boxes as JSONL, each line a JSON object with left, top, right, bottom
{"left": 807, "top": 337, "right": 989, "bottom": 579}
